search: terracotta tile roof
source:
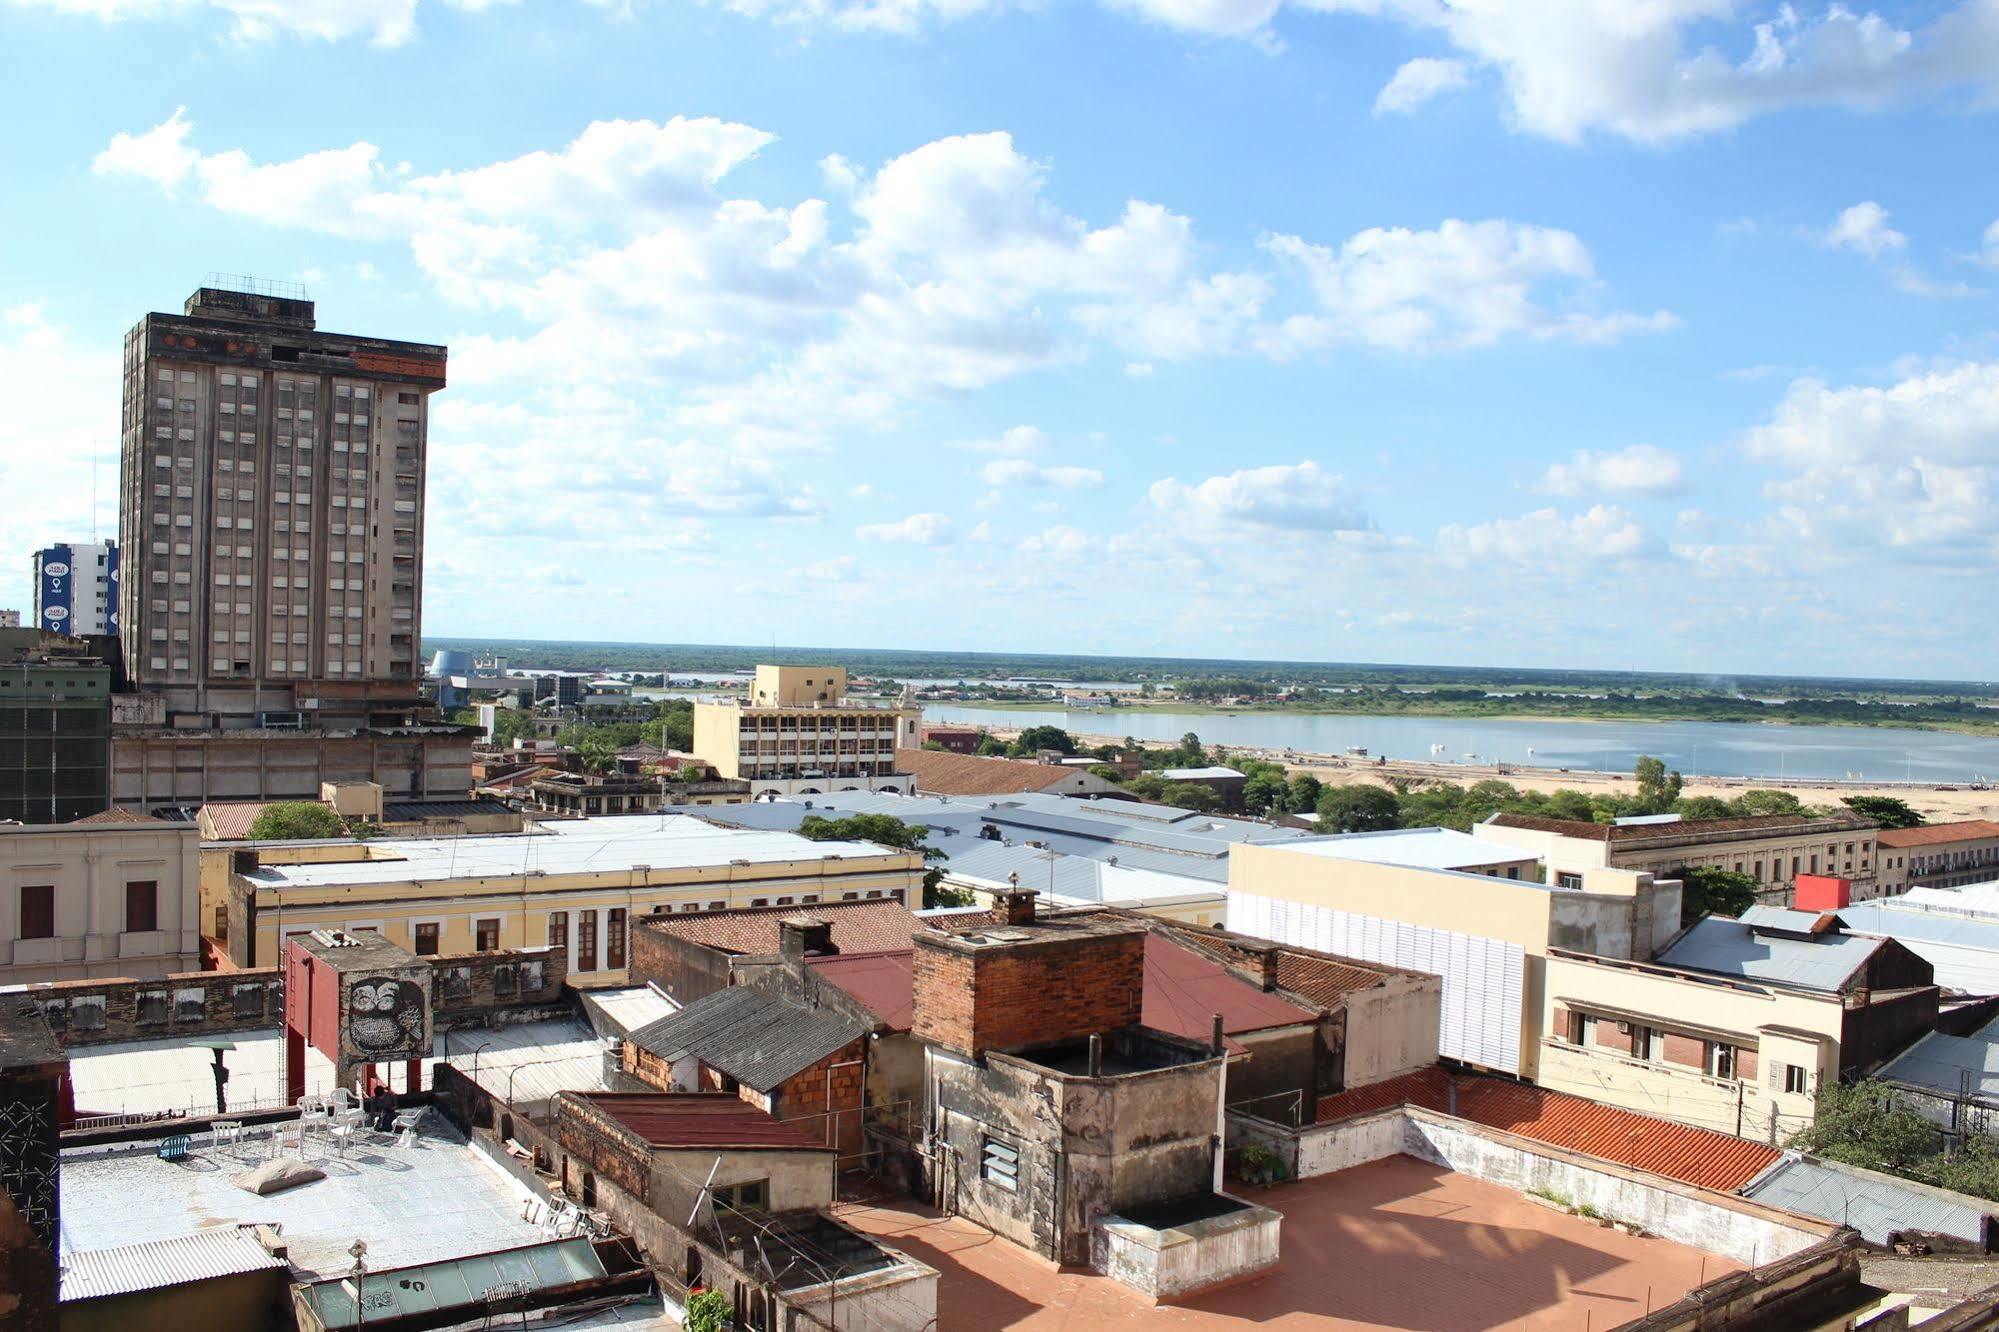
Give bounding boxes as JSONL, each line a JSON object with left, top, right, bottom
{"left": 637, "top": 899, "right": 923, "bottom": 957}
{"left": 1142, "top": 935, "right": 1315, "bottom": 1050}
{"left": 567, "top": 1091, "right": 832, "bottom": 1151}
{"left": 808, "top": 949, "right": 916, "bottom": 1031}
{"left": 197, "top": 801, "right": 278, "bottom": 841}
{"left": 1488, "top": 811, "right": 1875, "bottom": 842}
{"left": 1314, "top": 1068, "right": 1779, "bottom": 1192}
{"left": 892, "top": 748, "right": 1081, "bottom": 795}
{"left": 71, "top": 807, "right": 166, "bottom": 826}
{"left": 1878, "top": 820, "right": 1999, "bottom": 849}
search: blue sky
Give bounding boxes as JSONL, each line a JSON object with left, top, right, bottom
{"left": 3, "top": 0, "right": 1997, "bottom": 679}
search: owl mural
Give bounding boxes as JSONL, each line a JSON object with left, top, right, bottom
{"left": 348, "top": 978, "right": 427, "bottom": 1056}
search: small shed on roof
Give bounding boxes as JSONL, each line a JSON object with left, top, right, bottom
{"left": 626, "top": 987, "right": 865, "bottom": 1094}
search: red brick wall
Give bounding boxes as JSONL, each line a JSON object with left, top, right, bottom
{"left": 1736, "top": 1048, "right": 1758, "bottom": 1081}
{"left": 1663, "top": 1033, "right": 1706, "bottom": 1069}
{"left": 1593, "top": 1020, "right": 1633, "bottom": 1055}
{"left": 912, "top": 932, "right": 1144, "bottom": 1056}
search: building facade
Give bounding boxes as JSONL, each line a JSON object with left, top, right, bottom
{"left": 31, "top": 542, "right": 118, "bottom": 636}
{"left": 1475, "top": 811, "right": 1882, "bottom": 902}
{"left": 692, "top": 665, "right": 919, "bottom": 798}
{"left": 216, "top": 816, "right": 924, "bottom": 985}
{"left": 0, "top": 632, "right": 111, "bottom": 825}
{"left": 1, "top": 818, "right": 201, "bottom": 984}
{"left": 1876, "top": 821, "right": 1999, "bottom": 896}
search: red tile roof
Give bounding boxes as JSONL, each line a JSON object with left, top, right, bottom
{"left": 198, "top": 801, "right": 278, "bottom": 841}
{"left": 570, "top": 1092, "right": 833, "bottom": 1151}
{"left": 893, "top": 748, "right": 1085, "bottom": 795}
{"left": 71, "top": 807, "right": 166, "bottom": 826}
{"left": 1272, "top": 953, "right": 1391, "bottom": 1008}
{"left": 1877, "top": 820, "right": 1999, "bottom": 849}
{"left": 1314, "top": 1068, "right": 1779, "bottom": 1193}
{"left": 1142, "top": 935, "right": 1316, "bottom": 1050}
{"left": 808, "top": 950, "right": 916, "bottom": 1031}
{"left": 637, "top": 899, "right": 922, "bottom": 957}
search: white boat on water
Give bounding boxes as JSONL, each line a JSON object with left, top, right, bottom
{"left": 1428, "top": 743, "right": 1447, "bottom": 756}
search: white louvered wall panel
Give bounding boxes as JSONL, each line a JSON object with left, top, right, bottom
{"left": 1227, "top": 890, "right": 1525, "bottom": 1074}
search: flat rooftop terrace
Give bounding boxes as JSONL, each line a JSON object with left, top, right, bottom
{"left": 838, "top": 1154, "right": 1740, "bottom": 1330}
{"left": 61, "top": 1116, "right": 544, "bottom": 1279}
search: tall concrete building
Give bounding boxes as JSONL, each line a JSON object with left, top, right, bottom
{"left": 111, "top": 283, "right": 472, "bottom": 811}
{"left": 31, "top": 541, "right": 118, "bottom": 635}
{"left": 692, "top": 665, "right": 918, "bottom": 798}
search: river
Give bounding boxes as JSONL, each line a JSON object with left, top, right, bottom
{"left": 918, "top": 705, "right": 1999, "bottom": 784}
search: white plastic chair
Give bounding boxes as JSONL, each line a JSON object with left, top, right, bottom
{"left": 391, "top": 1107, "right": 425, "bottom": 1149}
{"left": 211, "top": 1120, "right": 243, "bottom": 1147}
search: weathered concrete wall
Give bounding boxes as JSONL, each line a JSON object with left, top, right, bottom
{"left": 1297, "top": 1106, "right": 1406, "bottom": 1178}
{"left": 1342, "top": 975, "right": 1442, "bottom": 1089}
{"left": 653, "top": 1148, "right": 834, "bottom": 1220}
{"left": 1092, "top": 1203, "right": 1281, "bottom": 1302}
{"left": 785, "top": 1264, "right": 940, "bottom": 1332}
{"left": 1612, "top": 1233, "right": 1873, "bottom": 1332}
{"left": 1225, "top": 1027, "right": 1318, "bottom": 1116}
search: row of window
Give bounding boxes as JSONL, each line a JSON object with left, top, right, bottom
{"left": 18, "top": 880, "right": 158, "bottom": 938}
{"left": 1560, "top": 1011, "right": 1811, "bottom": 1094}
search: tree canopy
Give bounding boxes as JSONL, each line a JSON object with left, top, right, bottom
{"left": 1842, "top": 795, "right": 1925, "bottom": 829}
{"left": 247, "top": 802, "right": 348, "bottom": 841}
{"left": 1669, "top": 865, "right": 1760, "bottom": 924}
{"left": 1790, "top": 1081, "right": 1999, "bottom": 1204}
{"left": 796, "top": 813, "right": 962, "bottom": 907}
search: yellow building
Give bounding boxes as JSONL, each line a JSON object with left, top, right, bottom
{"left": 692, "top": 665, "right": 919, "bottom": 798}
{"left": 1540, "top": 911, "right": 1940, "bottom": 1141}
{"left": 214, "top": 814, "right": 924, "bottom": 986}
{"left": 1, "top": 814, "right": 201, "bottom": 983}
{"left": 1228, "top": 840, "right": 1682, "bottom": 1079}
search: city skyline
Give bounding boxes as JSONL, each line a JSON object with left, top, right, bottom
{"left": 4, "top": 1, "right": 1998, "bottom": 678}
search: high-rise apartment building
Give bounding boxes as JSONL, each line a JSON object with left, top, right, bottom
{"left": 32, "top": 541, "right": 118, "bottom": 636}
{"left": 118, "top": 284, "right": 445, "bottom": 726}
{"left": 110, "top": 283, "right": 473, "bottom": 811}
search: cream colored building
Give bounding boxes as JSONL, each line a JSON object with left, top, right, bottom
{"left": 1228, "top": 842, "right": 1681, "bottom": 1080}
{"left": 1539, "top": 912, "right": 1939, "bottom": 1141}
{"left": 216, "top": 814, "right": 923, "bottom": 986}
{"left": 1, "top": 816, "right": 201, "bottom": 983}
{"left": 1876, "top": 821, "right": 1999, "bottom": 896}
{"left": 1474, "top": 811, "right": 1881, "bottom": 902}
{"left": 692, "top": 666, "right": 919, "bottom": 799}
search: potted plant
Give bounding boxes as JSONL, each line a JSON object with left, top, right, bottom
{"left": 684, "top": 1288, "right": 732, "bottom": 1331}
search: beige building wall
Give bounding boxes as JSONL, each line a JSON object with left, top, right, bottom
{"left": 1, "top": 822, "right": 201, "bottom": 983}
{"left": 228, "top": 845, "right": 924, "bottom": 986}
{"left": 693, "top": 664, "right": 918, "bottom": 794}
{"left": 1473, "top": 819, "right": 1881, "bottom": 901}
{"left": 1539, "top": 951, "right": 1837, "bottom": 1141}
{"left": 1227, "top": 845, "right": 1681, "bottom": 1079}
{"left": 1877, "top": 826, "right": 1999, "bottom": 896}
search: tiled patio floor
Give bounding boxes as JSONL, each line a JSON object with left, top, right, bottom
{"left": 838, "top": 1154, "right": 1743, "bottom": 1330}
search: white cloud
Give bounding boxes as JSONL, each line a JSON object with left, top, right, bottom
{"left": 954, "top": 425, "right": 1049, "bottom": 455}
{"left": 1374, "top": 56, "right": 1472, "bottom": 115}
{"left": 1439, "top": 504, "right": 1661, "bottom": 565}
{"left": 1534, "top": 444, "right": 1685, "bottom": 498}
{"left": 1819, "top": 201, "right": 1906, "bottom": 258}
{"left": 91, "top": 105, "right": 200, "bottom": 190}
{"left": 0, "top": 305, "right": 120, "bottom": 611}
{"left": 978, "top": 459, "right": 1104, "bottom": 488}
{"left": 1148, "top": 460, "right": 1371, "bottom": 532}
{"left": 1979, "top": 218, "right": 1999, "bottom": 268}
{"left": 1260, "top": 218, "right": 1675, "bottom": 354}
{"left": 857, "top": 512, "right": 956, "bottom": 544}
{"left": 1018, "top": 524, "right": 1092, "bottom": 558}
{"left": 16, "top": 0, "right": 432, "bottom": 43}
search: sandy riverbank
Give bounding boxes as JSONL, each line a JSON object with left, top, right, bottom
{"left": 990, "top": 725, "right": 1999, "bottom": 823}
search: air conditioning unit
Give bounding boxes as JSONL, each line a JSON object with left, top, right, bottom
{"left": 1617, "top": 1022, "right": 1634, "bottom": 1036}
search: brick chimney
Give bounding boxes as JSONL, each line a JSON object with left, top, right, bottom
{"left": 912, "top": 916, "right": 1145, "bottom": 1057}
{"left": 778, "top": 915, "right": 835, "bottom": 961}
{"left": 994, "top": 887, "right": 1038, "bottom": 926}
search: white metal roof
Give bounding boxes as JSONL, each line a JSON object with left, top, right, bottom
{"left": 243, "top": 814, "right": 897, "bottom": 889}
{"left": 60, "top": 1225, "right": 285, "bottom": 1302}
{"left": 1741, "top": 1153, "right": 1995, "bottom": 1246}
{"left": 1271, "top": 827, "right": 1537, "bottom": 871}
{"left": 579, "top": 984, "right": 678, "bottom": 1036}
{"left": 1159, "top": 766, "right": 1245, "bottom": 780}
{"left": 1656, "top": 916, "right": 1881, "bottom": 992}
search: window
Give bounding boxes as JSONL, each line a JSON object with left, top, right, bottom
{"left": 214, "top": 906, "right": 229, "bottom": 940}
{"left": 1784, "top": 1064, "right": 1809, "bottom": 1095}
{"left": 1554, "top": 871, "right": 1583, "bottom": 890}
{"left": 19, "top": 885, "right": 54, "bottom": 940}
{"left": 713, "top": 1178, "right": 769, "bottom": 1212}
{"left": 414, "top": 922, "right": 439, "bottom": 956}
{"left": 548, "top": 911, "right": 568, "bottom": 951}
{"left": 1707, "top": 1043, "right": 1735, "bottom": 1080}
{"left": 475, "top": 918, "right": 501, "bottom": 952}
{"left": 607, "top": 908, "right": 626, "bottom": 970}
{"left": 981, "top": 1137, "right": 1019, "bottom": 1192}
{"left": 577, "top": 910, "right": 597, "bottom": 971}
{"left": 125, "top": 881, "right": 158, "bottom": 933}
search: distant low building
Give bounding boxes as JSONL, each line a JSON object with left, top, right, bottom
{"left": 1877, "top": 821, "right": 1999, "bottom": 896}
{"left": 918, "top": 723, "right": 981, "bottom": 754}
{"left": 692, "top": 665, "right": 918, "bottom": 798}
{"left": 893, "top": 747, "right": 1120, "bottom": 797}
{"left": 1475, "top": 810, "right": 1882, "bottom": 902}
{"left": 1158, "top": 765, "right": 1248, "bottom": 807}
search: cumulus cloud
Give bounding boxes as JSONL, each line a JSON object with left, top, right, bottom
{"left": 1374, "top": 57, "right": 1473, "bottom": 115}
{"left": 1148, "top": 460, "right": 1371, "bottom": 532}
{"left": 1534, "top": 444, "right": 1685, "bottom": 498}
{"left": 978, "top": 459, "right": 1104, "bottom": 488}
{"left": 20, "top": 0, "right": 431, "bottom": 44}
{"left": 1819, "top": 201, "right": 1907, "bottom": 258}
{"left": 857, "top": 512, "right": 956, "bottom": 544}
{"left": 1438, "top": 504, "right": 1661, "bottom": 565}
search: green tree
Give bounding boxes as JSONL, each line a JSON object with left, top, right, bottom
{"left": 1670, "top": 865, "right": 1760, "bottom": 924}
{"left": 1009, "top": 725, "right": 1077, "bottom": 756}
{"left": 1287, "top": 774, "right": 1323, "bottom": 814}
{"left": 1843, "top": 795, "right": 1924, "bottom": 829}
{"left": 1316, "top": 784, "right": 1402, "bottom": 833}
{"left": 487, "top": 708, "right": 537, "bottom": 748}
{"left": 796, "top": 814, "right": 953, "bottom": 906}
{"left": 575, "top": 733, "right": 621, "bottom": 774}
{"left": 975, "top": 734, "right": 1009, "bottom": 757}
{"left": 1735, "top": 788, "right": 1806, "bottom": 817}
{"left": 1161, "top": 783, "right": 1222, "bottom": 812}
{"left": 1633, "top": 755, "right": 1683, "bottom": 813}
{"left": 247, "top": 802, "right": 348, "bottom": 841}
{"left": 1674, "top": 796, "right": 1737, "bottom": 820}
{"left": 1242, "top": 771, "right": 1291, "bottom": 817}
{"left": 1087, "top": 764, "right": 1125, "bottom": 785}
{"left": 1123, "top": 773, "right": 1168, "bottom": 801}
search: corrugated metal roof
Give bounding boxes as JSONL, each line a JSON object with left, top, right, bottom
{"left": 61, "top": 1225, "right": 285, "bottom": 1302}
{"left": 638, "top": 899, "right": 922, "bottom": 956}
{"left": 1313, "top": 1068, "right": 1780, "bottom": 1192}
{"left": 1881, "top": 1016, "right": 1999, "bottom": 1100}
{"left": 569, "top": 1092, "right": 834, "bottom": 1150}
{"left": 1655, "top": 916, "right": 1881, "bottom": 992}
{"left": 296, "top": 1237, "right": 606, "bottom": 1328}
{"left": 1820, "top": 901, "right": 1999, "bottom": 993}
{"left": 627, "top": 987, "right": 864, "bottom": 1093}
{"left": 579, "top": 985, "right": 678, "bottom": 1036}
{"left": 1275, "top": 827, "right": 1537, "bottom": 872}
{"left": 1741, "top": 1153, "right": 1996, "bottom": 1244}
{"left": 1142, "top": 934, "right": 1315, "bottom": 1049}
